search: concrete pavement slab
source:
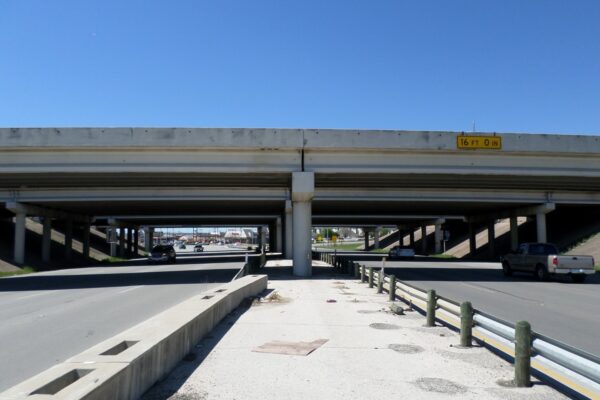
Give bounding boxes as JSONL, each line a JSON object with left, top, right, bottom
{"left": 142, "top": 273, "right": 566, "bottom": 400}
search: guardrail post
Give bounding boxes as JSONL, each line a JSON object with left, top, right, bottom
{"left": 460, "top": 301, "right": 473, "bottom": 347}
{"left": 377, "top": 271, "right": 383, "bottom": 293}
{"left": 514, "top": 321, "right": 532, "bottom": 387}
{"left": 426, "top": 290, "right": 436, "bottom": 327}
{"left": 388, "top": 275, "right": 396, "bottom": 301}
{"left": 354, "top": 262, "right": 360, "bottom": 278}
{"left": 368, "top": 267, "right": 374, "bottom": 288}
{"left": 360, "top": 265, "right": 366, "bottom": 282}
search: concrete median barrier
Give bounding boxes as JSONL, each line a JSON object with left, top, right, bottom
{"left": 1, "top": 274, "right": 267, "bottom": 400}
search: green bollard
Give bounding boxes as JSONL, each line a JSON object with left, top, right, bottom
{"left": 426, "top": 289, "right": 436, "bottom": 327}
{"left": 460, "top": 301, "right": 473, "bottom": 347}
{"left": 377, "top": 271, "right": 383, "bottom": 293}
{"left": 360, "top": 265, "right": 366, "bottom": 282}
{"left": 514, "top": 321, "right": 532, "bottom": 387}
{"left": 368, "top": 267, "right": 374, "bottom": 288}
{"left": 388, "top": 275, "right": 396, "bottom": 301}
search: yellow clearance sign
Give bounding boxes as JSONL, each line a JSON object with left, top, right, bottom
{"left": 457, "top": 135, "right": 502, "bottom": 150}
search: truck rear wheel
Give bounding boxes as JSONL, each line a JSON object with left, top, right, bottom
{"left": 536, "top": 265, "right": 549, "bottom": 281}
{"left": 571, "top": 274, "right": 586, "bottom": 283}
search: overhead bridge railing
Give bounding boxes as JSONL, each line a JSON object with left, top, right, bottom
{"left": 313, "top": 250, "right": 600, "bottom": 400}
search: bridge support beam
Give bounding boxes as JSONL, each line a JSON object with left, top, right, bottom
{"left": 292, "top": 172, "right": 314, "bottom": 277}
{"left": 434, "top": 221, "right": 443, "bottom": 254}
{"left": 421, "top": 225, "right": 427, "bottom": 254}
{"left": 82, "top": 220, "right": 90, "bottom": 259}
{"left": 468, "top": 222, "right": 476, "bottom": 256}
{"left": 488, "top": 220, "right": 496, "bottom": 259}
{"left": 127, "top": 228, "right": 133, "bottom": 257}
{"left": 510, "top": 216, "right": 519, "bottom": 251}
{"left": 409, "top": 229, "right": 415, "bottom": 247}
{"left": 284, "top": 201, "right": 293, "bottom": 259}
{"left": 364, "top": 229, "right": 369, "bottom": 250}
{"left": 133, "top": 228, "right": 139, "bottom": 255}
{"left": 119, "top": 228, "right": 125, "bottom": 258}
{"left": 536, "top": 212, "right": 547, "bottom": 243}
{"left": 275, "top": 217, "right": 282, "bottom": 253}
{"left": 64, "top": 218, "right": 73, "bottom": 261}
{"left": 42, "top": 217, "right": 52, "bottom": 263}
{"left": 374, "top": 226, "right": 381, "bottom": 249}
{"left": 145, "top": 227, "right": 153, "bottom": 253}
{"left": 14, "top": 211, "right": 26, "bottom": 265}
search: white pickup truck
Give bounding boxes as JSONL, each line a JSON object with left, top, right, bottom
{"left": 501, "top": 243, "right": 595, "bottom": 283}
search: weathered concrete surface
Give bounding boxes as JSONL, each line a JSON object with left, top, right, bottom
{"left": 142, "top": 274, "right": 566, "bottom": 400}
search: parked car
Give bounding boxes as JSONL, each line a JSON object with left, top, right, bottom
{"left": 194, "top": 244, "right": 204, "bottom": 252}
{"left": 501, "top": 243, "right": 595, "bottom": 283}
{"left": 388, "top": 246, "right": 415, "bottom": 259}
{"left": 148, "top": 245, "right": 176, "bottom": 264}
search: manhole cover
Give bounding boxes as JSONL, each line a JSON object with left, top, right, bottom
{"left": 413, "top": 378, "right": 467, "bottom": 394}
{"left": 388, "top": 344, "right": 424, "bottom": 354}
{"left": 369, "top": 323, "right": 399, "bottom": 330}
{"left": 357, "top": 310, "right": 379, "bottom": 314}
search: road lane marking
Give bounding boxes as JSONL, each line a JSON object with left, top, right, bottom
{"left": 117, "top": 285, "right": 143, "bottom": 294}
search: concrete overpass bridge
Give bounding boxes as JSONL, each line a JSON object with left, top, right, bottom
{"left": 1, "top": 128, "right": 600, "bottom": 276}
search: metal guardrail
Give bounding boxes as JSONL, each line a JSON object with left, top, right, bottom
{"left": 313, "top": 250, "right": 600, "bottom": 400}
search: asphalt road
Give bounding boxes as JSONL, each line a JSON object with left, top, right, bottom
{"left": 0, "top": 246, "right": 243, "bottom": 391}
{"left": 362, "top": 259, "right": 600, "bottom": 357}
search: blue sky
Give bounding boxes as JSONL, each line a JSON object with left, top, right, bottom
{"left": 1, "top": 1, "right": 599, "bottom": 134}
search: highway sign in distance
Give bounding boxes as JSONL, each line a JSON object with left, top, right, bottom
{"left": 457, "top": 135, "right": 502, "bottom": 150}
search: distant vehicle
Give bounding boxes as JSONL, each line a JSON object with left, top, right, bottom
{"left": 194, "top": 244, "right": 204, "bottom": 252}
{"left": 178, "top": 243, "right": 186, "bottom": 249}
{"left": 148, "top": 245, "right": 176, "bottom": 264}
{"left": 388, "top": 246, "right": 415, "bottom": 259}
{"left": 501, "top": 243, "right": 595, "bottom": 283}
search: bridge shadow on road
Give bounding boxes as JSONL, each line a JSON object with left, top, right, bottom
{"left": 0, "top": 268, "right": 239, "bottom": 292}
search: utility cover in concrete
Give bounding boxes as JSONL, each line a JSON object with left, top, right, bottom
{"left": 252, "top": 339, "right": 328, "bottom": 356}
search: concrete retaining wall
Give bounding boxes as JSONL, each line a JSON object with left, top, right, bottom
{"left": 0, "top": 274, "right": 267, "bottom": 400}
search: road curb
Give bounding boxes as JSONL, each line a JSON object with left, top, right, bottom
{"left": 1, "top": 274, "right": 267, "bottom": 400}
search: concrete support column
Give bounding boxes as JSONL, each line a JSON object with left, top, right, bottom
{"left": 536, "top": 212, "right": 547, "bottom": 243}
{"left": 110, "top": 227, "right": 118, "bottom": 257}
{"left": 275, "top": 217, "right": 283, "bottom": 253}
{"left": 409, "top": 229, "right": 415, "bottom": 248}
{"left": 292, "top": 172, "right": 314, "bottom": 277}
{"left": 42, "top": 217, "right": 52, "bottom": 263}
{"left": 374, "top": 226, "right": 381, "bottom": 249}
{"left": 364, "top": 229, "right": 369, "bottom": 249}
{"left": 510, "top": 216, "right": 519, "bottom": 251}
{"left": 119, "top": 228, "right": 125, "bottom": 258}
{"left": 284, "top": 200, "right": 293, "bottom": 259}
{"left": 488, "top": 220, "right": 496, "bottom": 259}
{"left": 64, "top": 218, "right": 73, "bottom": 261}
{"left": 145, "top": 227, "right": 152, "bottom": 253}
{"left": 396, "top": 226, "right": 403, "bottom": 246}
{"left": 468, "top": 222, "right": 477, "bottom": 256}
{"left": 126, "top": 228, "right": 133, "bottom": 257}
{"left": 258, "top": 226, "right": 266, "bottom": 251}
{"left": 434, "top": 222, "right": 442, "bottom": 254}
{"left": 14, "top": 211, "right": 26, "bottom": 265}
{"left": 134, "top": 229, "right": 139, "bottom": 255}
{"left": 421, "top": 225, "right": 427, "bottom": 254}
{"left": 82, "top": 220, "right": 90, "bottom": 259}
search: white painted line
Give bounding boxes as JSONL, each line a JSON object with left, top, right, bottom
{"left": 14, "top": 291, "right": 52, "bottom": 301}
{"left": 117, "top": 285, "right": 143, "bottom": 294}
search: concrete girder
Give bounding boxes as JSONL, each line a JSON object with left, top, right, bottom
{"left": 5, "top": 202, "right": 90, "bottom": 223}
